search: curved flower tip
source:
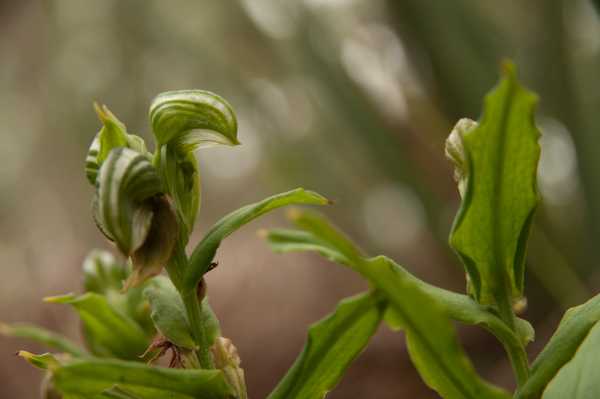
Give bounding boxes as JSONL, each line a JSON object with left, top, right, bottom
{"left": 149, "top": 89, "right": 239, "bottom": 153}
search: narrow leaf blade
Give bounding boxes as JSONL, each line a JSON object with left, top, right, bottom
{"left": 185, "top": 188, "right": 329, "bottom": 292}
{"left": 45, "top": 293, "right": 149, "bottom": 360}
{"left": 516, "top": 293, "right": 600, "bottom": 399}
{"left": 264, "top": 211, "right": 512, "bottom": 398}
{"left": 541, "top": 322, "right": 600, "bottom": 398}
{"left": 267, "top": 292, "right": 383, "bottom": 399}
{"left": 1, "top": 323, "right": 85, "bottom": 357}
{"left": 21, "top": 356, "right": 233, "bottom": 399}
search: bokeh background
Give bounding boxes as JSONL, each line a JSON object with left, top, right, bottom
{"left": 2, "top": 0, "right": 600, "bottom": 397}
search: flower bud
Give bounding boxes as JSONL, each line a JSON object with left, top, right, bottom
{"left": 149, "top": 90, "right": 239, "bottom": 152}
{"left": 211, "top": 337, "right": 247, "bottom": 399}
{"left": 93, "top": 148, "right": 178, "bottom": 289}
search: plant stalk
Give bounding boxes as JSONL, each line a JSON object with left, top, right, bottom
{"left": 165, "top": 244, "right": 215, "bottom": 369}
{"left": 182, "top": 290, "right": 215, "bottom": 369}
{"left": 505, "top": 339, "right": 529, "bottom": 388}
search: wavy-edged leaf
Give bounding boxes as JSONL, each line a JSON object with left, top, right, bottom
{"left": 267, "top": 291, "right": 384, "bottom": 399}
{"left": 144, "top": 276, "right": 195, "bottom": 349}
{"left": 20, "top": 354, "right": 234, "bottom": 399}
{"left": 85, "top": 104, "right": 149, "bottom": 185}
{"left": 266, "top": 211, "right": 533, "bottom": 347}
{"left": 364, "top": 257, "right": 510, "bottom": 399}
{"left": 447, "top": 63, "right": 540, "bottom": 308}
{"left": 184, "top": 188, "right": 329, "bottom": 292}
{"left": 265, "top": 211, "right": 514, "bottom": 397}
{"left": 150, "top": 90, "right": 239, "bottom": 152}
{"left": 45, "top": 293, "right": 149, "bottom": 360}
{"left": 0, "top": 323, "right": 85, "bottom": 357}
{"left": 515, "top": 293, "right": 600, "bottom": 399}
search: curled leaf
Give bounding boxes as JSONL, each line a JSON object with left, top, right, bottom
{"left": 149, "top": 90, "right": 239, "bottom": 152}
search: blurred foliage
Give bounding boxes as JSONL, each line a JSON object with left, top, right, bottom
{"left": 3, "top": 0, "right": 600, "bottom": 398}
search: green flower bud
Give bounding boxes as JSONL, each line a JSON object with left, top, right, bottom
{"left": 85, "top": 103, "right": 149, "bottom": 185}
{"left": 93, "top": 148, "right": 178, "bottom": 289}
{"left": 149, "top": 90, "right": 239, "bottom": 153}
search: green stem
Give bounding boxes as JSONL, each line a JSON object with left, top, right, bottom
{"left": 494, "top": 281, "right": 530, "bottom": 387}
{"left": 182, "top": 290, "right": 214, "bottom": 369}
{"left": 505, "top": 338, "right": 529, "bottom": 388}
{"left": 165, "top": 243, "right": 215, "bottom": 369}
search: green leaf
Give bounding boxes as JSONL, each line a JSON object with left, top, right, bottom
{"left": 267, "top": 292, "right": 384, "bottom": 399}
{"left": 0, "top": 323, "right": 86, "bottom": 357}
{"left": 447, "top": 62, "right": 540, "bottom": 309}
{"left": 85, "top": 104, "right": 149, "bottom": 185}
{"left": 98, "top": 386, "right": 194, "bottom": 399}
{"left": 45, "top": 293, "right": 149, "bottom": 360}
{"left": 97, "top": 385, "right": 195, "bottom": 399}
{"left": 143, "top": 276, "right": 195, "bottom": 349}
{"left": 22, "top": 355, "right": 234, "bottom": 399}
{"left": 541, "top": 322, "right": 600, "bottom": 398}
{"left": 149, "top": 90, "right": 239, "bottom": 152}
{"left": 515, "top": 293, "right": 600, "bottom": 399}
{"left": 364, "top": 257, "right": 510, "bottom": 399}
{"left": 98, "top": 386, "right": 143, "bottom": 399}
{"left": 264, "top": 210, "right": 516, "bottom": 396}
{"left": 184, "top": 188, "right": 329, "bottom": 293}
{"left": 266, "top": 211, "right": 533, "bottom": 347}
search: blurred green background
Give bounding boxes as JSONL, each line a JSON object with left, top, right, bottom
{"left": 2, "top": 1, "right": 600, "bottom": 397}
